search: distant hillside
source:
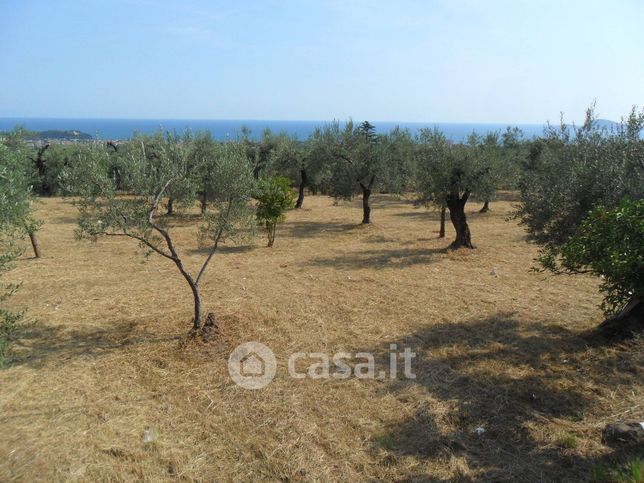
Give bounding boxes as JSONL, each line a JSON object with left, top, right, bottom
{"left": 594, "top": 119, "right": 620, "bottom": 128}
{"left": 0, "top": 129, "right": 94, "bottom": 141}
{"left": 23, "top": 129, "right": 93, "bottom": 141}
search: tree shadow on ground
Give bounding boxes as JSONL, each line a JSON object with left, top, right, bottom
{"left": 337, "top": 195, "right": 413, "bottom": 211}
{"left": 188, "top": 244, "right": 256, "bottom": 255}
{"left": 11, "top": 319, "right": 178, "bottom": 369}
{"left": 160, "top": 212, "right": 202, "bottom": 226}
{"left": 364, "top": 313, "right": 641, "bottom": 481}
{"left": 50, "top": 214, "right": 80, "bottom": 225}
{"left": 371, "top": 196, "right": 416, "bottom": 210}
{"left": 491, "top": 191, "right": 521, "bottom": 202}
{"left": 396, "top": 206, "right": 505, "bottom": 222}
{"left": 310, "top": 247, "right": 448, "bottom": 270}
{"left": 393, "top": 209, "right": 439, "bottom": 220}
{"left": 282, "top": 221, "right": 360, "bottom": 238}
{"left": 365, "top": 235, "right": 407, "bottom": 244}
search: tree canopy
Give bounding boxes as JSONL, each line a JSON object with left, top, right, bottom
{"left": 64, "top": 134, "right": 256, "bottom": 330}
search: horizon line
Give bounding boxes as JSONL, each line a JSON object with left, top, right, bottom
{"left": 0, "top": 115, "right": 561, "bottom": 126}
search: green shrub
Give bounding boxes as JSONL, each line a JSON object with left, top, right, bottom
{"left": 0, "top": 134, "right": 37, "bottom": 365}
{"left": 591, "top": 457, "right": 644, "bottom": 482}
{"left": 0, "top": 247, "right": 24, "bottom": 367}
{"left": 254, "top": 176, "right": 295, "bottom": 247}
{"left": 538, "top": 198, "right": 644, "bottom": 314}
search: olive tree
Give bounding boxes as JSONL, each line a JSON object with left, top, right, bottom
{"left": 414, "top": 129, "right": 448, "bottom": 237}
{"left": 310, "top": 120, "right": 383, "bottom": 224}
{"left": 517, "top": 107, "right": 644, "bottom": 246}
{"left": 270, "top": 134, "right": 311, "bottom": 208}
{"left": 30, "top": 143, "right": 87, "bottom": 196}
{"left": 0, "top": 138, "right": 38, "bottom": 364}
{"left": 468, "top": 129, "right": 523, "bottom": 213}
{"left": 134, "top": 131, "right": 200, "bottom": 216}
{"left": 65, "top": 135, "right": 256, "bottom": 332}
{"left": 379, "top": 126, "right": 416, "bottom": 194}
{"left": 187, "top": 131, "right": 220, "bottom": 214}
{"left": 517, "top": 106, "right": 644, "bottom": 335}
{"left": 0, "top": 131, "right": 43, "bottom": 258}
{"left": 416, "top": 128, "right": 493, "bottom": 248}
{"left": 238, "top": 127, "right": 277, "bottom": 180}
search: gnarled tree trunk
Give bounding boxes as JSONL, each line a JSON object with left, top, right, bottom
{"left": 479, "top": 200, "right": 490, "bottom": 213}
{"left": 597, "top": 299, "right": 643, "bottom": 338}
{"left": 200, "top": 193, "right": 208, "bottom": 214}
{"left": 439, "top": 205, "right": 446, "bottom": 238}
{"left": 362, "top": 187, "right": 372, "bottom": 224}
{"left": 446, "top": 191, "right": 474, "bottom": 249}
{"left": 295, "top": 168, "right": 307, "bottom": 209}
{"left": 166, "top": 198, "right": 174, "bottom": 216}
{"left": 360, "top": 175, "right": 376, "bottom": 224}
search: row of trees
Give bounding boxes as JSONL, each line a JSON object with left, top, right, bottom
{"left": 19, "top": 121, "right": 523, "bottom": 249}
{"left": 1, "top": 106, "right": 642, "bottom": 338}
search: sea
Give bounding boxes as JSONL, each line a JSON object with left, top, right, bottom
{"left": 0, "top": 117, "right": 548, "bottom": 142}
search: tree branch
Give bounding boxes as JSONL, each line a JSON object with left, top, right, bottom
{"left": 334, "top": 151, "right": 352, "bottom": 164}
{"left": 148, "top": 178, "right": 174, "bottom": 223}
{"left": 195, "top": 198, "right": 233, "bottom": 285}
{"left": 104, "top": 231, "right": 173, "bottom": 260}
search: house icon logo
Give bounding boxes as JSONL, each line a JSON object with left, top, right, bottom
{"left": 228, "top": 342, "right": 277, "bottom": 389}
{"left": 240, "top": 352, "right": 265, "bottom": 377}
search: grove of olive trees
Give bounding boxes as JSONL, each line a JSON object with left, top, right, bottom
{"left": 1, "top": 106, "right": 642, "bottom": 338}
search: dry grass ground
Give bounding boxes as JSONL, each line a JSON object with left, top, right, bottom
{"left": 0, "top": 194, "right": 642, "bottom": 482}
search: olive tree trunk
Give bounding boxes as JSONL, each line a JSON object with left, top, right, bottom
{"left": 200, "top": 193, "right": 208, "bottom": 214}
{"left": 446, "top": 191, "right": 474, "bottom": 249}
{"left": 439, "top": 205, "right": 446, "bottom": 238}
{"left": 295, "top": 169, "right": 307, "bottom": 209}
{"left": 186, "top": 278, "right": 202, "bottom": 329}
{"left": 361, "top": 187, "right": 372, "bottom": 224}
{"left": 597, "top": 299, "right": 643, "bottom": 338}
{"left": 360, "top": 175, "right": 376, "bottom": 225}
{"left": 266, "top": 221, "right": 277, "bottom": 247}
{"left": 29, "top": 232, "right": 42, "bottom": 258}
{"left": 479, "top": 200, "right": 490, "bottom": 213}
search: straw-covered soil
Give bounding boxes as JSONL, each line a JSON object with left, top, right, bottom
{"left": 1, "top": 194, "right": 641, "bottom": 481}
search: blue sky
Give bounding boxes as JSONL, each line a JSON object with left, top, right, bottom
{"left": 0, "top": 0, "right": 642, "bottom": 123}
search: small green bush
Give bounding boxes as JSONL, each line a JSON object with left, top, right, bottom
{"left": 591, "top": 457, "right": 644, "bottom": 482}
{"left": 0, "top": 248, "right": 24, "bottom": 368}
{"left": 254, "top": 176, "right": 295, "bottom": 247}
